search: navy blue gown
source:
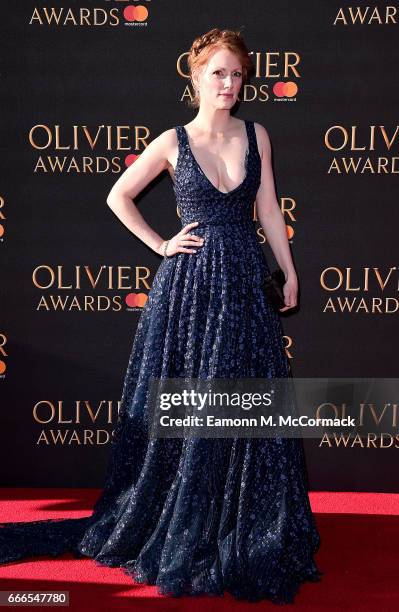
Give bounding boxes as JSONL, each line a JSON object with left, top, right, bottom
{"left": 0, "top": 120, "right": 322, "bottom": 604}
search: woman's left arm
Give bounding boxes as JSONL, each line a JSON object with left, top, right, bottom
{"left": 254, "top": 122, "right": 298, "bottom": 311}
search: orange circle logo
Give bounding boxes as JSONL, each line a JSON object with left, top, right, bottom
{"left": 125, "top": 292, "right": 148, "bottom": 307}
{"left": 286, "top": 225, "right": 294, "bottom": 240}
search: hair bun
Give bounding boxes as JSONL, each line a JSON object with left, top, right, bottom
{"left": 192, "top": 29, "right": 221, "bottom": 56}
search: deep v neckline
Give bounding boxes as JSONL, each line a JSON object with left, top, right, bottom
{"left": 181, "top": 120, "right": 250, "bottom": 196}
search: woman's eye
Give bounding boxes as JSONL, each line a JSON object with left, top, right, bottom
{"left": 213, "top": 70, "right": 242, "bottom": 77}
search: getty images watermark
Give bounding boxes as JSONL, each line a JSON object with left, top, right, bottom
{"left": 145, "top": 378, "right": 399, "bottom": 439}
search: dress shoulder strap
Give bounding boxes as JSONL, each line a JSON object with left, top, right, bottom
{"left": 174, "top": 125, "right": 188, "bottom": 149}
{"left": 246, "top": 120, "right": 261, "bottom": 162}
{"left": 245, "top": 120, "right": 254, "bottom": 147}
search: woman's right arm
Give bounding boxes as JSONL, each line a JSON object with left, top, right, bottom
{"left": 106, "top": 129, "right": 202, "bottom": 256}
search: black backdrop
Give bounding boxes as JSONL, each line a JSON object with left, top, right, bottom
{"left": 1, "top": 1, "right": 398, "bottom": 491}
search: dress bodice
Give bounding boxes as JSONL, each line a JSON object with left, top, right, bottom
{"left": 172, "top": 120, "right": 262, "bottom": 227}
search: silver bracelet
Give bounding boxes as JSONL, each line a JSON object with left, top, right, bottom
{"left": 163, "top": 240, "right": 170, "bottom": 257}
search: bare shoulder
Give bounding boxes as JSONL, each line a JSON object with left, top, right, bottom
{"left": 148, "top": 127, "right": 178, "bottom": 154}
{"left": 156, "top": 127, "right": 179, "bottom": 170}
{"left": 253, "top": 121, "right": 271, "bottom": 159}
{"left": 140, "top": 126, "right": 178, "bottom": 171}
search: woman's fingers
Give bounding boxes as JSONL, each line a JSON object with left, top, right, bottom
{"left": 178, "top": 247, "right": 198, "bottom": 254}
{"left": 180, "top": 236, "right": 204, "bottom": 244}
{"left": 178, "top": 240, "right": 203, "bottom": 246}
{"left": 183, "top": 233, "right": 203, "bottom": 240}
{"left": 181, "top": 229, "right": 203, "bottom": 240}
{"left": 183, "top": 221, "right": 200, "bottom": 231}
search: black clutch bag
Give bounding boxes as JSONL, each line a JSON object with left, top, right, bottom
{"left": 261, "top": 268, "right": 286, "bottom": 311}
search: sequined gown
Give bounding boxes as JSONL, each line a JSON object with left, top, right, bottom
{"left": 0, "top": 120, "right": 322, "bottom": 604}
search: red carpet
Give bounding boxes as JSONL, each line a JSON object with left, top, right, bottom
{"left": 0, "top": 489, "right": 398, "bottom": 611}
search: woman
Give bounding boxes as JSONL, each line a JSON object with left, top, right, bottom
{"left": 0, "top": 28, "right": 322, "bottom": 604}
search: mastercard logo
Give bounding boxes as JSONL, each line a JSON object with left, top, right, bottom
{"left": 286, "top": 225, "right": 294, "bottom": 240}
{"left": 123, "top": 6, "right": 149, "bottom": 22}
{"left": 125, "top": 292, "right": 148, "bottom": 308}
{"left": 273, "top": 82, "right": 298, "bottom": 98}
{"left": 0, "top": 360, "right": 6, "bottom": 374}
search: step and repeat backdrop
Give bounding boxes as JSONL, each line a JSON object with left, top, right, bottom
{"left": 1, "top": 1, "right": 398, "bottom": 490}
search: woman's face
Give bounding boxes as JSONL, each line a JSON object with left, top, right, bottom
{"left": 193, "top": 47, "right": 243, "bottom": 109}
